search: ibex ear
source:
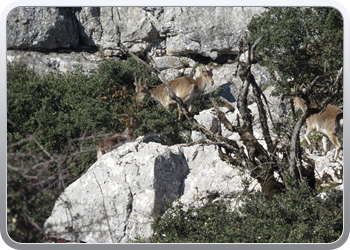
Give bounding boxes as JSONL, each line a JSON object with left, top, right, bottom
{"left": 144, "top": 78, "right": 149, "bottom": 87}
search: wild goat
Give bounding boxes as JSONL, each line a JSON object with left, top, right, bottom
{"left": 290, "top": 85, "right": 315, "bottom": 113}
{"left": 303, "top": 104, "right": 343, "bottom": 161}
{"left": 134, "top": 65, "right": 214, "bottom": 120}
{"left": 290, "top": 86, "right": 343, "bottom": 160}
{"left": 97, "top": 115, "right": 140, "bottom": 160}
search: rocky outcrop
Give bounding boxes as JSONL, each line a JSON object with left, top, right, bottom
{"left": 7, "top": 7, "right": 265, "bottom": 60}
{"left": 7, "top": 7, "right": 79, "bottom": 50}
{"left": 43, "top": 135, "right": 259, "bottom": 243}
{"left": 6, "top": 50, "right": 104, "bottom": 75}
{"left": 44, "top": 136, "right": 190, "bottom": 243}
{"left": 309, "top": 150, "right": 343, "bottom": 189}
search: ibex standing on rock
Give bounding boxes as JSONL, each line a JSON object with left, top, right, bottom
{"left": 304, "top": 104, "right": 343, "bottom": 161}
{"left": 97, "top": 114, "right": 140, "bottom": 160}
{"left": 134, "top": 65, "right": 214, "bottom": 120}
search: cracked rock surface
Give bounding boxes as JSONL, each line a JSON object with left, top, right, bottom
{"left": 44, "top": 137, "right": 190, "bottom": 243}
{"left": 43, "top": 133, "right": 261, "bottom": 243}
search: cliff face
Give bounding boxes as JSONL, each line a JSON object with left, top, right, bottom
{"left": 7, "top": 7, "right": 265, "bottom": 59}
{"left": 6, "top": 7, "right": 267, "bottom": 103}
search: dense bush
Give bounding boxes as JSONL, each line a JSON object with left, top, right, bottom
{"left": 148, "top": 180, "right": 342, "bottom": 243}
{"left": 247, "top": 7, "right": 343, "bottom": 98}
{"left": 6, "top": 57, "right": 177, "bottom": 242}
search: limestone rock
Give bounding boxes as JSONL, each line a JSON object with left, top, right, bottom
{"left": 6, "top": 50, "right": 104, "bottom": 75}
{"left": 44, "top": 134, "right": 260, "bottom": 243}
{"left": 7, "top": 7, "right": 265, "bottom": 59}
{"left": 44, "top": 139, "right": 189, "bottom": 243}
{"left": 7, "top": 7, "right": 79, "bottom": 50}
{"left": 310, "top": 150, "right": 343, "bottom": 189}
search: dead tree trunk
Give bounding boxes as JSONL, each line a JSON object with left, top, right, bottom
{"left": 232, "top": 38, "right": 285, "bottom": 200}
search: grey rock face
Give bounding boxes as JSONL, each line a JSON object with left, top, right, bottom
{"left": 44, "top": 138, "right": 190, "bottom": 243}
{"left": 6, "top": 50, "right": 104, "bottom": 75}
{"left": 180, "top": 144, "right": 259, "bottom": 207}
{"left": 7, "top": 7, "right": 79, "bottom": 50}
{"left": 159, "top": 7, "right": 265, "bottom": 60}
{"left": 309, "top": 150, "right": 343, "bottom": 189}
{"left": 43, "top": 134, "right": 261, "bottom": 243}
{"left": 7, "top": 7, "right": 265, "bottom": 59}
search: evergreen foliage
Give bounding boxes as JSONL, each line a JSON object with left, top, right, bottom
{"left": 148, "top": 180, "right": 342, "bottom": 243}
{"left": 6, "top": 58, "right": 172, "bottom": 242}
{"left": 247, "top": 7, "right": 343, "bottom": 101}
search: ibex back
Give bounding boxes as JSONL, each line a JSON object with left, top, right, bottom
{"left": 97, "top": 115, "right": 140, "bottom": 160}
{"left": 134, "top": 65, "right": 214, "bottom": 120}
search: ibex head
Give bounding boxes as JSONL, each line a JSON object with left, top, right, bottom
{"left": 134, "top": 77, "right": 151, "bottom": 103}
{"left": 119, "top": 114, "right": 140, "bottom": 132}
{"left": 291, "top": 83, "right": 307, "bottom": 113}
{"left": 97, "top": 114, "right": 140, "bottom": 160}
{"left": 195, "top": 65, "right": 214, "bottom": 87}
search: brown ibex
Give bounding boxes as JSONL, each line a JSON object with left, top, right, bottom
{"left": 290, "top": 84, "right": 343, "bottom": 160}
{"left": 304, "top": 104, "right": 343, "bottom": 161}
{"left": 290, "top": 84, "right": 315, "bottom": 113}
{"left": 97, "top": 114, "right": 140, "bottom": 160}
{"left": 134, "top": 65, "right": 214, "bottom": 120}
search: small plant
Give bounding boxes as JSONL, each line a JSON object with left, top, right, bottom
{"left": 179, "top": 58, "right": 190, "bottom": 69}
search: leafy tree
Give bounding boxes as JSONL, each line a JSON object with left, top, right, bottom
{"left": 247, "top": 7, "right": 343, "bottom": 102}
{"left": 244, "top": 7, "right": 343, "bottom": 183}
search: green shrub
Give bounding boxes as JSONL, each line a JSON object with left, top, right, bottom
{"left": 134, "top": 98, "right": 187, "bottom": 144}
{"left": 6, "top": 57, "right": 163, "bottom": 243}
{"left": 149, "top": 180, "right": 342, "bottom": 243}
{"left": 191, "top": 87, "right": 225, "bottom": 115}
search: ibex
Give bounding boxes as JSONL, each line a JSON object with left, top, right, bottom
{"left": 303, "top": 104, "right": 343, "bottom": 161}
{"left": 290, "top": 85, "right": 343, "bottom": 160}
{"left": 97, "top": 114, "right": 140, "bottom": 160}
{"left": 290, "top": 85, "right": 315, "bottom": 113}
{"left": 134, "top": 65, "right": 214, "bottom": 120}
